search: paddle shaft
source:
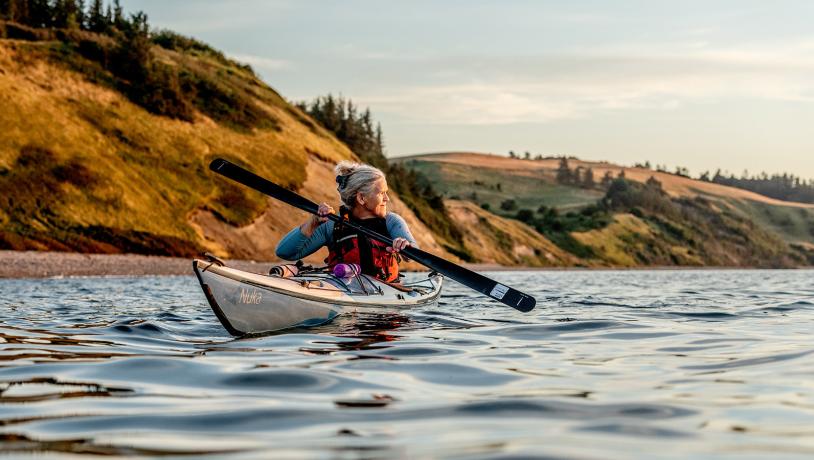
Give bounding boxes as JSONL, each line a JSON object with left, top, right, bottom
{"left": 209, "top": 159, "right": 536, "bottom": 312}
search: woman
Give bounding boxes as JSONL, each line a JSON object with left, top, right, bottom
{"left": 276, "top": 161, "right": 416, "bottom": 282}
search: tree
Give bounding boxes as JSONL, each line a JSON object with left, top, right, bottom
{"left": 113, "top": 0, "right": 125, "bottom": 29}
{"left": 516, "top": 209, "right": 534, "bottom": 223}
{"left": 52, "top": 0, "right": 80, "bottom": 29}
{"left": 28, "top": 0, "right": 52, "bottom": 27}
{"left": 583, "top": 167, "right": 595, "bottom": 188}
{"left": 500, "top": 199, "right": 517, "bottom": 211}
{"left": 88, "top": 0, "right": 105, "bottom": 32}
{"left": 76, "top": 0, "right": 86, "bottom": 28}
{"left": 524, "top": 151, "right": 530, "bottom": 160}
{"left": 508, "top": 150, "right": 516, "bottom": 159}
{"left": 556, "top": 157, "right": 572, "bottom": 184}
{"left": 601, "top": 171, "right": 613, "bottom": 188}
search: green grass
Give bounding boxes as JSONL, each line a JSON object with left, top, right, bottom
{"left": 727, "top": 198, "right": 814, "bottom": 246}
{"left": 400, "top": 158, "right": 604, "bottom": 215}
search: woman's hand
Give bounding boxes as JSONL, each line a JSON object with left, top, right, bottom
{"left": 388, "top": 237, "right": 411, "bottom": 253}
{"left": 300, "top": 203, "right": 334, "bottom": 236}
{"left": 316, "top": 203, "right": 335, "bottom": 221}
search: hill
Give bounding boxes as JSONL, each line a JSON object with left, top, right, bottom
{"left": 397, "top": 152, "right": 814, "bottom": 267}
{"left": 0, "top": 21, "right": 448, "bottom": 264}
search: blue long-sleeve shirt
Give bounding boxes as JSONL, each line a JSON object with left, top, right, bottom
{"left": 275, "top": 212, "right": 417, "bottom": 261}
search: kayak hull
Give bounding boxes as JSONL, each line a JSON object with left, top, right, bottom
{"left": 193, "top": 259, "right": 443, "bottom": 335}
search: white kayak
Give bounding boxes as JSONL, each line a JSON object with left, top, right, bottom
{"left": 193, "top": 259, "right": 444, "bottom": 335}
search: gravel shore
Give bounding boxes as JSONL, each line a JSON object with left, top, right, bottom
{"left": 0, "top": 251, "right": 279, "bottom": 279}
{"left": 0, "top": 251, "right": 538, "bottom": 279}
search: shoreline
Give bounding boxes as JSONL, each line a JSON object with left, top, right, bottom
{"left": 1, "top": 251, "right": 809, "bottom": 279}
{"left": 0, "top": 251, "right": 279, "bottom": 279}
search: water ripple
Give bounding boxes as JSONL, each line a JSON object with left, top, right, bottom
{"left": 1, "top": 270, "right": 813, "bottom": 458}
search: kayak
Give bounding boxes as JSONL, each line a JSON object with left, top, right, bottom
{"left": 193, "top": 258, "right": 444, "bottom": 336}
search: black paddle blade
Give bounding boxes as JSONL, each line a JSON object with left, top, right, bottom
{"left": 403, "top": 248, "right": 537, "bottom": 312}
{"left": 210, "top": 159, "right": 320, "bottom": 215}
{"left": 209, "top": 158, "right": 537, "bottom": 312}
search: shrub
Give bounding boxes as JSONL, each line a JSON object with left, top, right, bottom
{"left": 52, "top": 160, "right": 98, "bottom": 188}
{"left": 3, "top": 21, "right": 51, "bottom": 41}
{"left": 516, "top": 209, "right": 534, "bottom": 223}
{"left": 500, "top": 199, "right": 517, "bottom": 211}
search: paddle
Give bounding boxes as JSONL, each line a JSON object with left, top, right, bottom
{"left": 209, "top": 158, "right": 537, "bottom": 312}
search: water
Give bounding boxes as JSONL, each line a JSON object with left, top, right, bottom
{"left": 1, "top": 270, "right": 813, "bottom": 459}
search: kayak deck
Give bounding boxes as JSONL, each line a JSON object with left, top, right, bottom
{"left": 193, "top": 259, "right": 443, "bottom": 335}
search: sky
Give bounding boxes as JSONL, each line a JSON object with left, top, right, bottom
{"left": 127, "top": 0, "right": 814, "bottom": 178}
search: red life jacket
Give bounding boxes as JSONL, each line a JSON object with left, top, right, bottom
{"left": 325, "top": 210, "right": 400, "bottom": 283}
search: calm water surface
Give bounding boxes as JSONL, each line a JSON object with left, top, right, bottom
{"left": 1, "top": 270, "right": 813, "bottom": 459}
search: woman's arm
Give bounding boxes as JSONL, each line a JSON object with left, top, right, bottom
{"left": 275, "top": 221, "right": 333, "bottom": 260}
{"left": 386, "top": 213, "right": 417, "bottom": 248}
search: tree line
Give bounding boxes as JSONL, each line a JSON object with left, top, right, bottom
{"left": 2, "top": 0, "right": 270, "bottom": 130}
{"left": 631, "top": 160, "right": 814, "bottom": 205}
{"left": 1, "top": 0, "right": 127, "bottom": 33}
{"left": 704, "top": 170, "right": 814, "bottom": 204}
{"left": 555, "top": 157, "right": 619, "bottom": 189}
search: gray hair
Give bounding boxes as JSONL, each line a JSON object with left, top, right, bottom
{"left": 335, "top": 161, "right": 385, "bottom": 208}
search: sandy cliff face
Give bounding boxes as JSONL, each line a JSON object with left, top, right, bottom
{"left": 445, "top": 200, "right": 580, "bottom": 267}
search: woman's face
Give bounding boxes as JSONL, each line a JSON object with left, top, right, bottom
{"left": 355, "top": 178, "right": 389, "bottom": 218}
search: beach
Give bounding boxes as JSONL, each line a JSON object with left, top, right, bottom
{"left": 0, "top": 251, "right": 279, "bottom": 279}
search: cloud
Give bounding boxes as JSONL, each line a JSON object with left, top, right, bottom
{"left": 352, "top": 39, "right": 814, "bottom": 125}
{"left": 231, "top": 54, "right": 293, "bottom": 72}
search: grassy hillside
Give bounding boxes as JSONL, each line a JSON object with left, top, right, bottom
{"left": 401, "top": 152, "right": 814, "bottom": 267}
{"left": 444, "top": 200, "right": 581, "bottom": 267}
{"left": 399, "top": 154, "right": 603, "bottom": 214}
{"left": 0, "top": 33, "right": 354, "bottom": 255}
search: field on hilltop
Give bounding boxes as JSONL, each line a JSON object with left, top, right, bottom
{"left": 397, "top": 153, "right": 604, "bottom": 213}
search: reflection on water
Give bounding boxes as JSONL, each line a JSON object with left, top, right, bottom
{"left": 1, "top": 270, "right": 814, "bottom": 458}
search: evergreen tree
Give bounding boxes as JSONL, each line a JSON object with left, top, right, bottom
{"left": 88, "top": 0, "right": 104, "bottom": 32}
{"left": 52, "top": 0, "right": 81, "bottom": 29}
{"left": 113, "top": 0, "right": 124, "bottom": 29}
{"left": 104, "top": 2, "right": 112, "bottom": 27}
{"left": 583, "top": 167, "right": 595, "bottom": 188}
{"left": 556, "top": 157, "right": 572, "bottom": 184}
{"left": 52, "top": 0, "right": 68, "bottom": 28}
{"left": 28, "top": 0, "right": 51, "bottom": 27}
{"left": 601, "top": 171, "right": 614, "bottom": 188}
{"left": 76, "top": 0, "right": 86, "bottom": 28}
